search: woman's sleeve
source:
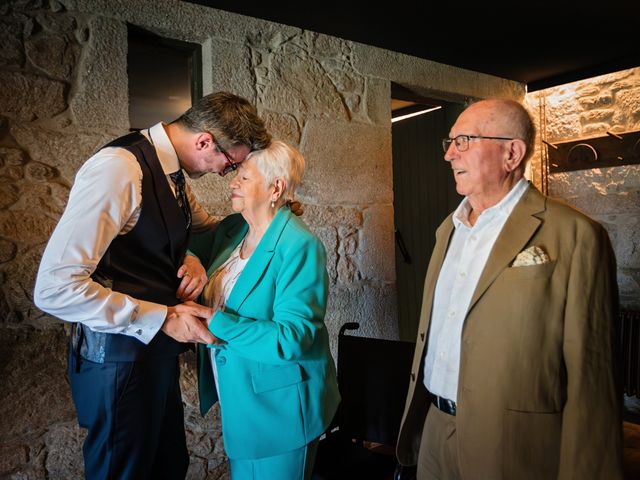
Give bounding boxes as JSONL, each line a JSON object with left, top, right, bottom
{"left": 209, "top": 236, "right": 328, "bottom": 364}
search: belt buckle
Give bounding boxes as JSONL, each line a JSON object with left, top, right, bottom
{"left": 434, "top": 395, "right": 456, "bottom": 416}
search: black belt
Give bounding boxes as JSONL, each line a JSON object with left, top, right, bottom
{"left": 431, "top": 394, "right": 456, "bottom": 416}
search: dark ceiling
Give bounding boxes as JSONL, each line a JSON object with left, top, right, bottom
{"left": 185, "top": 1, "right": 640, "bottom": 92}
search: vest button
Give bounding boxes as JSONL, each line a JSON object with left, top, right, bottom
{"left": 217, "top": 356, "right": 227, "bottom": 366}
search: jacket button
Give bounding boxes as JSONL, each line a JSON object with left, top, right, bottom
{"left": 136, "top": 329, "right": 142, "bottom": 335}
{"left": 420, "top": 332, "right": 425, "bottom": 342}
{"left": 217, "top": 356, "right": 227, "bottom": 366}
{"left": 411, "top": 372, "right": 416, "bottom": 381}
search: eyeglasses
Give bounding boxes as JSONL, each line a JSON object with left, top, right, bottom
{"left": 215, "top": 141, "right": 238, "bottom": 176}
{"left": 442, "top": 134, "right": 515, "bottom": 153}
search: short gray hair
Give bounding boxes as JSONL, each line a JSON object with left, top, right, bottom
{"left": 246, "top": 140, "right": 305, "bottom": 201}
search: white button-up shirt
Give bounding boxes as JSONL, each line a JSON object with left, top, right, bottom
{"left": 34, "top": 123, "right": 216, "bottom": 344}
{"left": 423, "top": 179, "right": 529, "bottom": 401}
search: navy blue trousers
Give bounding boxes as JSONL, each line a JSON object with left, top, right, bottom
{"left": 69, "top": 351, "right": 189, "bottom": 480}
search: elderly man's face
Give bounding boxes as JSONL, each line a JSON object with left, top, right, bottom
{"left": 444, "top": 103, "right": 514, "bottom": 207}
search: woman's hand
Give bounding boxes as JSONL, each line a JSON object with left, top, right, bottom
{"left": 176, "top": 255, "right": 208, "bottom": 301}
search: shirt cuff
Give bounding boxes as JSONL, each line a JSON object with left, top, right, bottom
{"left": 122, "top": 300, "right": 167, "bottom": 345}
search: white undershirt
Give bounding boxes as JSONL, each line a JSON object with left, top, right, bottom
{"left": 423, "top": 179, "right": 529, "bottom": 402}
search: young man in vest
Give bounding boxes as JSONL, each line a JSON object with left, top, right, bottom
{"left": 34, "top": 92, "right": 271, "bottom": 479}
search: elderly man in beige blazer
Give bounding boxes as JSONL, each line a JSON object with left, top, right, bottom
{"left": 396, "top": 98, "right": 623, "bottom": 479}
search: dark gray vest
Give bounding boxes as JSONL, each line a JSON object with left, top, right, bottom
{"left": 77, "top": 132, "right": 190, "bottom": 362}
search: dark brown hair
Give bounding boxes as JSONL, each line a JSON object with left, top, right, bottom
{"left": 174, "top": 92, "right": 271, "bottom": 151}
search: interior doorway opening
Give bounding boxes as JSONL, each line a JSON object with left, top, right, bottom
{"left": 127, "top": 25, "right": 202, "bottom": 130}
{"left": 391, "top": 83, "right": 463, "bottom": 341}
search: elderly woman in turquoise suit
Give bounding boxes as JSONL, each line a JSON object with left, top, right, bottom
{"left": 189, "top": 140, "right": 340, "bottom": 480}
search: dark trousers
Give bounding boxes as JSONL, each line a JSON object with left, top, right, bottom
{"left": 69, "top": 351, "right": 189, "bottom": 480}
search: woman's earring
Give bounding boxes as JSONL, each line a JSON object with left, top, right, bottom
{"left": 271, "top": 201, "right": 275, "bottom": 208}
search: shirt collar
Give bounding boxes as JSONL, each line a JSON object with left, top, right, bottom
{"left": 452, "top": 178, "right": 530, "bottom": 229}
{"left": 142, "top": 123, "right": 181, "bottom": 175}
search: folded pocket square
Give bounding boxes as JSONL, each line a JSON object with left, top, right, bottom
{"left": 512, "top": 246, "right": 550, "bottom": 267}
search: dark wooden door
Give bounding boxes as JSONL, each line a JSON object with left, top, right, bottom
{"left": 392, "top": 103, "right": 463, "bottom": 341}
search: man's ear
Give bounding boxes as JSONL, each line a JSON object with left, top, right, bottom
{"left": 195, "top": 132, "right": 213, "bottom": 151}
{"left": 504, "top": 139, "right": 527, "bottom": 172}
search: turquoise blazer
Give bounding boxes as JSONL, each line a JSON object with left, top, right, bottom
{"left": 191, "top": 207, "right": 340, "bottom": 460}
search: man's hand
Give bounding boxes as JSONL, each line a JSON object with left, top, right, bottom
{"left": 177, "top": 254, "right": 208, "bottom": 301}
{"left": 161, "top": 301, "right": 222, "bottom": 344}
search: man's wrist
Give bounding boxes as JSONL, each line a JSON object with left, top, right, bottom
{"left": 126, "top": 301, "right": 167, "bottom": 343}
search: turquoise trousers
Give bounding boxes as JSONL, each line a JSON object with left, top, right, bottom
{"left": 229, "top": 439, "right": 319, "bottom": 480}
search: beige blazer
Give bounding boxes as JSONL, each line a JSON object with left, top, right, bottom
{"left": 396, "top": 185, "right": 623, "bottom": 479}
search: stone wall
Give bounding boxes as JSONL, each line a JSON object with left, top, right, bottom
{"left": 0, "top": 0, "right": 523, "bottom": 477}
{"left": 525, "top": 67, "right": 640, "bottom": 310}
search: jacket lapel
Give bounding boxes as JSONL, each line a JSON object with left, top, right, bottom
{"left": 225, "top": 207, "right": 292, "bottom": 312}
{"left": 420, "top": 218, "right": 455, "bottom": 332}
{"left": 466, "top": 185, "right": 546, "bottom": 314}
{"left": 206, "top": 221, "right": 248, "bottom": 277}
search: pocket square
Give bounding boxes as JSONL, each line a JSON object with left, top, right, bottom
{"left": 512, "top": 246, "right": 550, "bottom": 267}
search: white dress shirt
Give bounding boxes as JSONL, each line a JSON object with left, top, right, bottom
{"left": 423, "top": 179, "right": 529, "bottom": 401}
{"left": 34, "top": 123, "right": 216, "bottom": 344}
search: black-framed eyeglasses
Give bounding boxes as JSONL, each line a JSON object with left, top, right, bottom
{"left": 215, "top": 141, "right": 238, "bottom": 176}
{"left": 442, "top": 134, "right": 515, "bottom": 153}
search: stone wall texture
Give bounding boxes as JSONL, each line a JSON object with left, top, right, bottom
{"left": 0, "top": 0, "right": 524, "bottom": 478}
{"left": 525, "top": 67, "right": 640, "bottom": 309}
